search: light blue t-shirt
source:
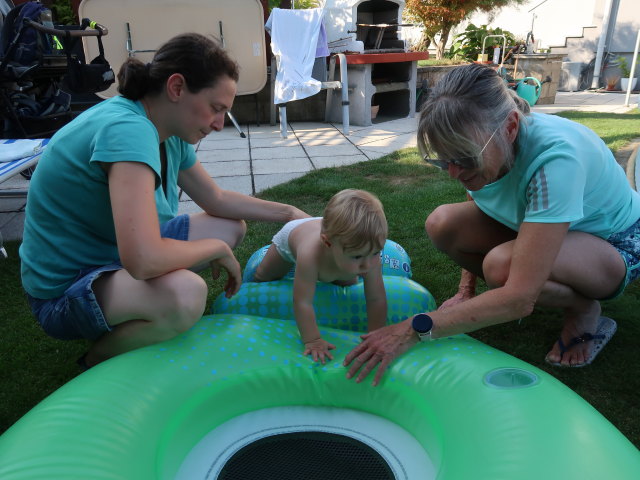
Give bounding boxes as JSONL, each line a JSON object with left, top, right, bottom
{"left": 20, "top": 96, "right": 197, "bottom": 299}
{"left": 470, "top": 112, "right": 640, "bottom": 238}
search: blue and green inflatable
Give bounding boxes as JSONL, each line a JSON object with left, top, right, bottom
{"left": 1, "top": 242, "right": 638, "bottom": 479}
{"left": 213, "top": 240, "right": 437, "bottom": 330}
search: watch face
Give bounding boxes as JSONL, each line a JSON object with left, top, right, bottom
{"left": 412, "top": 313, "right": 433, "bottom": 334}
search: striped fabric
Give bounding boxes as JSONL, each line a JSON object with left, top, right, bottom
{"left": 525, "top": 165, "right": 549, "bottom": 213}
{"left": 0, "top": 138, "right": 49, "bottom": 184}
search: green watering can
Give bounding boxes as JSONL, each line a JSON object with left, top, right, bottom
{"left": 515, "top": 76, "right": 542, "bottom": 106}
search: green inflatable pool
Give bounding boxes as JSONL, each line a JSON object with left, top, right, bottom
{"left": 0, "top": 314, "right": 638, "bottom": 479}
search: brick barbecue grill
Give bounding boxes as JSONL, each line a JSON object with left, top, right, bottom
{"left": 324, "top": 0, "right": 406, "bottom": 54}
{"left": 323, "top": 0, "right": 428, "bottom": 126}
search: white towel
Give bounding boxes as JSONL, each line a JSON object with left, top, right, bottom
{"left": 266, "top": 8, "right": 324, "bottom": 104}
{"left": 0, "top": 139, "right": 44, "bottom": 163}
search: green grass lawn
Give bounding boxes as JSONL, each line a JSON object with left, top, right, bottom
{"left": 1, "top": 111, "right": 640, "bottom": 448}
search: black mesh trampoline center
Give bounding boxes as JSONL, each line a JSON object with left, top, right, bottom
{"left": 175, "top": 406, "right": 434, "bottom": 479}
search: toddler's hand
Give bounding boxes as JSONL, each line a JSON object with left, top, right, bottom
{"left": 303, "top": 338, "right": 336, "bottom": 364}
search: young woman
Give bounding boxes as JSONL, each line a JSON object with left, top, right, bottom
{"left": 20, "top": 33, "right": 308, "bottom": 368}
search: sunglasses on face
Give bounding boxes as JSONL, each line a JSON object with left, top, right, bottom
{"left": 422, "top": 155, "right": 477, "bottom": 170}
{"left": 423, "top": 122, "right": 503, "bottom": 171}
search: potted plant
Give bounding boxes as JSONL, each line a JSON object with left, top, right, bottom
{"left": 448, "top": 24, "right": 515, "bottom": 64}
{"left": 616, "top": 55, "right": 638, "bottom": 91}
{"left": 605, "top": 75, "right": 620, "bottom": 91}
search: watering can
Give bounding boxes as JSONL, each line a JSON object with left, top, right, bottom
{"left": 515, "top": 77, "right": 542, "bottom": 106}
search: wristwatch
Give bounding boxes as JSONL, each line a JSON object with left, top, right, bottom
{"left": 412, "top": 313, "right": 434, "bottom": 341}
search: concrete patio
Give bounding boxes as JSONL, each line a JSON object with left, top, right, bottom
{"left": 1, "top": 90, "right": 639, "bottom": 243}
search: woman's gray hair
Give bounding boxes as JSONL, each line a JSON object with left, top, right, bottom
{"left": 417, "top": 63, "right": 530, "bottom": 169}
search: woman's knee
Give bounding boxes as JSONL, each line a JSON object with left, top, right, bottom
{"left": 189, "top": 214, "right": 246, "bottom": 248}
{"left": 216, "top": 217, "right": 247, "bottom": 249}
{"left": 425, "top": 204, "right": 461, "bottom": 250}
{"left": 231, "top": 219, "right": 247, "bottom": 248}
{"left": 483, "top": 244, "right": 512, "bottom": 288}
{"left": 156, "top": 270, "right": 208, "bottom": 332}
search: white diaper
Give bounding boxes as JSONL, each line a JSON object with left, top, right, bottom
{"left": 272, "top": 217, "right": 321, "bottom": 263}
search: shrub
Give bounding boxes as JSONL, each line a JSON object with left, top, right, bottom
{"left": 448, "top": 23, "right": 516, "bottom": 63}
{"left": 616, "top": 55, "right": 640, "bottom": 78}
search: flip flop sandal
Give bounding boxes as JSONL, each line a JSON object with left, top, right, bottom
{"left": 545, "top": 317, "right": 617, "bottom": 368}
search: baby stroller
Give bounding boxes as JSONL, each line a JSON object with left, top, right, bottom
{"left": 0, "top": 0, "right": 114, "bottom": 140}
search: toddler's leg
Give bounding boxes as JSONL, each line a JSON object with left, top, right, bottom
{"left": 253, "top": 244, "right": 293, "bottom": 282}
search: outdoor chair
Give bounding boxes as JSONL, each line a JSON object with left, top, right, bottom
{"left": 266, "top": 7, "right": 349, "bottom": 139}
{"left": 0, "top": 138, "right": 47, "bottom": 198}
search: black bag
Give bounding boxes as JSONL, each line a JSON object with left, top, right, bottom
{"left": 63, "top": 28, "right": 114, "bottom": 94}
{"left": 0, "top": 1, "right": 53, "bottom": 66}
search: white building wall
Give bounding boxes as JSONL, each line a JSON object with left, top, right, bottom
{"left": 609, "top": 0, "right": 640, "bottom": 52}
{"left": 459, "top": 0, "right": 597, "bottom": 50}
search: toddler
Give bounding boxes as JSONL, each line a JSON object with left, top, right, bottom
{"left": 254, "top": 189, "right": 388, "bottom": 363}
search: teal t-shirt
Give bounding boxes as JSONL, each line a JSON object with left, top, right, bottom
{"left": 470, "top": 112, "right": 640, "bottom": 238}
{"left": 20, "top": 96, "right": 197, "bottom": 299}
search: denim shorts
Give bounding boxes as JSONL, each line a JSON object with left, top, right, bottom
{"left": 606, "top": 216, "right": 640, "bottom": 299}
{"left": 26, "top": 214, "right": 190, "bottom": 341}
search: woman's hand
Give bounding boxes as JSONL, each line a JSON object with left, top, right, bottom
{"left": 438, "top": 289, "right": 474, "bottom": 310}
{"left": 439, "top": 269, "right": 477, "bottom": 311}
{"left": 303, "top": 338, "right": 336, "bottom": 364}
{"left": 210, "top": 252, "right": 242, "bottom": 298}
{"left": 343, "top": 320, "right": 417, "bottom": 386}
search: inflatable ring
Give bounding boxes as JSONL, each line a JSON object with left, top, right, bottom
{"left": 214, "top": 240, "right": 437, "bottom": 331}
{"left": 1, "top": 314, "right": 638, "bottom": 479}
{"left": 242, "top": 239, "right": 414, "bottom": 282}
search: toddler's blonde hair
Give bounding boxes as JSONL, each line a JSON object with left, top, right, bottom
{"left": 321, "top": 189, "right": 387, "bottom": 252}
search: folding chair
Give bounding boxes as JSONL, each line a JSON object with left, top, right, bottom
{"left": 0, "top": 138, "right": 48, "bottom": 258}
{"left": 266, "top": 7, "right": 349, "bottom": 139}
{"left": 124, "top": 21, "right": 247, "bottom": 138}
{"left": 0, "top": 138, "right": 48, "bottom": 198}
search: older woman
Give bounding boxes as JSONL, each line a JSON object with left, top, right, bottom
{"left": 344, "top": 63, "right": 640, "bottom": 385}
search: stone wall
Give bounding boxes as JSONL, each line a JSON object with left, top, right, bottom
{"left": 416, "top": 57, "right": 562, "bottom": 106}
{"left": 509, "top": 54, "right": 564, "bottom": 105}
{"left": 227, "top": 55, "right": 563, "bottom": 126}
{"left": 416, "top": 65, "right": 459, "bottom": 90}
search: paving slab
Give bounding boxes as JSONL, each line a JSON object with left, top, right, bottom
{"left": 201, "top": 160, "right": 251, "bottom": 178}
{"left": 250, "top": 145, "right": 307, "bottom": 160}
{"left": 252, "top": 157, "right": 313, "bottom": 175}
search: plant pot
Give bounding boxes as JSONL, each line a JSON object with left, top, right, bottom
{"left": 621, "top": 77, "right": 637, "bottom": 91}
{"left": 371, "top": 105, "right": 380, "bottom": 119}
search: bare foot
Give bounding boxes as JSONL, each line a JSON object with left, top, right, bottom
{"left": 545, "top": 300, "right": 601, "bottom": 366}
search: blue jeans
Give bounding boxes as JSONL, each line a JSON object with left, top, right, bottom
{"left": 606, "top": 215, "right": 640, "bottom": 299}
{"left": 26, "top": 214, "right": 190, "bottom": 340}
